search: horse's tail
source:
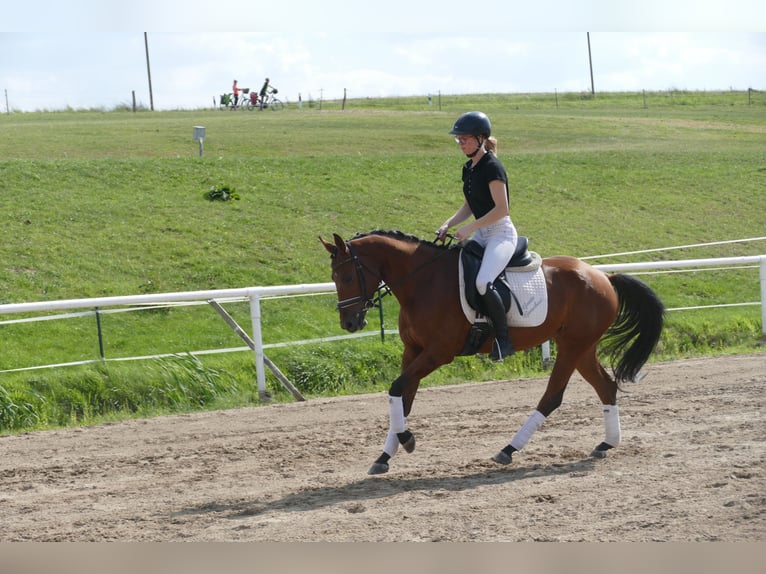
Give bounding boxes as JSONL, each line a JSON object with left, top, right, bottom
{"left": 603, "top": 274, "right": 665, "bottom": 383}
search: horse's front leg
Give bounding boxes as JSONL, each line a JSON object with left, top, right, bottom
{"left": 367, "top": 388, "right": 417, "bottom": 475}
{"left": 367, "top": 346, "right": 434, "bottom": 476}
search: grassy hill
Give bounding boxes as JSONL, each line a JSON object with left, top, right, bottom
{"left": 0, "top": 91, "right": 764, "bottom": 430}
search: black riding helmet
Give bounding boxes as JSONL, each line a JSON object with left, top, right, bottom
{"left": 449, "top": 111, "right": 491, "bottom": 138}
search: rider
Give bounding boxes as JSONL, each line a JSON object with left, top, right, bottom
{"left": 436, "top": 111, "right": 518, "bottom": 361}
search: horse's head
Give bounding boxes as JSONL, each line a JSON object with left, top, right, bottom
{"left": 320, "top": 233, "right": 379, "bottom": 333}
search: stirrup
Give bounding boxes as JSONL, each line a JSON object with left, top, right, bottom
{"left": 489, "top": 338, "right": 514, "bottom": 362}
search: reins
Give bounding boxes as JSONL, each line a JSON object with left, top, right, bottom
{"left": 333, "top": 235, "right": 457, "bottom": 312}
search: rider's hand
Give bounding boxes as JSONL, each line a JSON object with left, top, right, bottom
{"left": 455, "top": 225, "right": 472, "bottom": 243}
{"left": 435, "top": 225, "right": 448, "bottom": 242}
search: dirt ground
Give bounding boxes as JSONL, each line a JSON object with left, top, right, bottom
{"left": 0, "top": 354, "right": 763, "bottom": 542}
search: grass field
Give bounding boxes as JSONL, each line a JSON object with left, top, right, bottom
{"left": 0, "top": 90, "right": 764, "bottom": 431}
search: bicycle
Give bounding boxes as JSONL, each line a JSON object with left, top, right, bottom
{"left": 219, "top": 92, "right": 233, "bottom": 109}
{"left": 236, "top": 88, "right": 254, "bottom": 110}
{"left": 219, "top": 89, "right": 255, "bottom": 110}
{"left": 257, "top": 88, "right": 284, "bottom": 111}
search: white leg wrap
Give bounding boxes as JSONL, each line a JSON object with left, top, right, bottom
{"left": 383, "top": 395, "right": 407, "bottom": 457}
{"left": 388, "top": 395, "right": 406, "bottom": 433}
{"left": 509, "top": 410, "right": 546, "bottom": 452}
{"left": 383, "top": 430, "right": 400, "bottom": 457}
{"left": 603, "top": 404, "right": 621, "bottom": 447}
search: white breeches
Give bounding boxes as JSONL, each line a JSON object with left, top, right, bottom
{"left": 471, "top": 216, "right": 518, "bottom": 295}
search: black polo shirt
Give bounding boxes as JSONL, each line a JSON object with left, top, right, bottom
{"left": 461, "top": 152, "right": 509, "bottom": 219}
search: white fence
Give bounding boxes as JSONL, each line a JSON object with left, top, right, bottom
{"left": 0, "top": 255, "right": 764, "bottom": 397}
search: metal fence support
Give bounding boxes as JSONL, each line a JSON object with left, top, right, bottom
{"left": 208, "top": 299, "right": 305, "bottom": 402}
{"left": 95, "top": 307, "right": 105, "bottom": 360}
{"left": 761, "top": 257, "right": 766, "bottom": 336}
{"left": 541, "top": 340, "right": 553, "bottom": 369}
{"left": 248, "top": 293, "right": 268, "bottom": 400}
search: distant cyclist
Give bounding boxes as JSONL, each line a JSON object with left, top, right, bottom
{"left": 258, "top": 77, "right": 271, "bottom": 110}
{"left": 232, "top": 79, "right": 240, "bottom": 107}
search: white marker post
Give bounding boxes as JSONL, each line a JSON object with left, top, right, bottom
{"left": 192, "top": 126, "right": 205, "bottom": 157}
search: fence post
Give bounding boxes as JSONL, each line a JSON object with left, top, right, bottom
{"left": 541, "top": 340, "right": 553, "bottom": 369}
{"left": 248, "top": 292, "right": 269, "bottom": 400}
{"left": 95, "top": 307, "right": 105, "bottom": 360}
{"left": 760, "top": 256, "right": 766, "bottom": 336}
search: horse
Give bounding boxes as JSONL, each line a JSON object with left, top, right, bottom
{"left": 320, "top": 230, "right": 665, "bottom": 475}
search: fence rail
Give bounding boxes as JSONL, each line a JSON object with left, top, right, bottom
{"left": 1, "top": 256, "right": 764, "bottom": 397}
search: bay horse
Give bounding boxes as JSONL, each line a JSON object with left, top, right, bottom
{"left": 320, "top": 230, "right": 664, "bottom": 475}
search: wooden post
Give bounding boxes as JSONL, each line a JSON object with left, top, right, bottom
{"left": 587, "top": 32, "right": 595, "bottom": 97}
{"left": 144, "top": 32, "right": 154, "bottom": 111}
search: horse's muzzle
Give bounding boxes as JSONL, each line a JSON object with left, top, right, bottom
{"left": 340, "top": 311, "right": 368, "bottom": 333}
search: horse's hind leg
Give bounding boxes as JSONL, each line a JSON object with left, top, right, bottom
{"left": 492, "top": 349, "right": 580, "bottom": 465}
{"left": 576, "top": 348, "right": 621, "bottom": 458}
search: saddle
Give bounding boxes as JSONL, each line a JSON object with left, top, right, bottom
{"left": 460, "top": 236, "right": 533, "bottom": 316}
{"left": 457, "top": 236, "right": 542, "bottom": 356}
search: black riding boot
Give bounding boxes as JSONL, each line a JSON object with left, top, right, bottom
{"left": 481, "top": 283, "right": 514, "bottom": 362}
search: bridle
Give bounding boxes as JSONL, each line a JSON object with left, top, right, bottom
{"left": 332, "top": 236, "right": 456, "bottom": 313}
{"left": 332, "top": 241, "right": 385, "bottom": 312}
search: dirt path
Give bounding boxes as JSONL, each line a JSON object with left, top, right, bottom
{"left": 0, "top": 354, "right": 763, "bottom": 541}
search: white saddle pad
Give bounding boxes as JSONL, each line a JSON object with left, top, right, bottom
{"left": 459, "top": 252, "right": 548, "bottom": 328}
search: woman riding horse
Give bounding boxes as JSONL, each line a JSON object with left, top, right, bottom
{"left": 437, "top": 111, "right": 517, "bottom": 362}
{"left": 321, "top": 230, "right": 664, "bottom": 475}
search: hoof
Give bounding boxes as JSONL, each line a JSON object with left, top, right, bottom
{"left": 492, "top": 450, "right": 513, "bottom": 465}
{"left": 402, "top": 435, "right": 416, "bottom": 454}
{"left": 367, "top": 462, "right": 389, "bottom": 475}
{"left": 590, "top": 442, "right": 613, "bottom": 458}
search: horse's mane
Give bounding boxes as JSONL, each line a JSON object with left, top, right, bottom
{"left": 350, "top": 229, "right": 451, "bottom": 251}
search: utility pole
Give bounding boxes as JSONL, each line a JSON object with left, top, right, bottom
{"left": 144, "top": 32, "right": 155, "bottom": 111}
{"left": 587, "top": 32, "right": 595, "bottom": 97}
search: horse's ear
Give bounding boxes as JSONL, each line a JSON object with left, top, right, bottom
{"left": 319, "top": 236, "right": 337, "bottom": 256}
{"left": 332, "top": 233, "right": 348, "bottom": 254}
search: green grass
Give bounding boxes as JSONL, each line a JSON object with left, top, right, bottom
{"left": 0, "top": 90, "right": 764, "bottom": 432}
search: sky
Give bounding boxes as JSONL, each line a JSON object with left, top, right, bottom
{"left": 2, "top": 1, "right": 765, "bottom": 112}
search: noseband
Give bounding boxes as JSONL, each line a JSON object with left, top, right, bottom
{"left": 332, "top": 242, "right": 383, "bottom": 312}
